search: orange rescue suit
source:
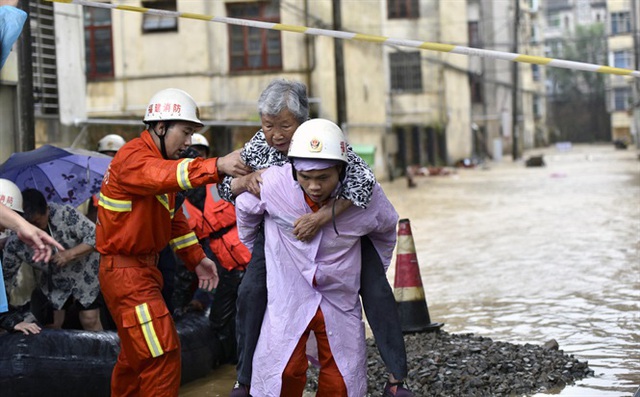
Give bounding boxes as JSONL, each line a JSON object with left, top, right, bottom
{"left": 96, "top": 130, "right": 223, "bottom": 397}
{"left": 182, "top": 184, "right": 250, "bottom": 271}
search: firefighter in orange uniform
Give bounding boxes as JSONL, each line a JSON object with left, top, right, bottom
{"left": 95, "top": 88, "right": 250, "bottom": 397}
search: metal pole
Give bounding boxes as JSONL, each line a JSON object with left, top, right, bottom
{"left": 332, "top": 0, "right": 347, "bottom": 128}
{"left": 17, "top": 0, "right": 35, "bottom": 152}
{"left": 511, "top": 0, "right": 520, "bottom": 160}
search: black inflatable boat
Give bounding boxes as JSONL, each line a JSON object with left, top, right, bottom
{"left": 0, "top": 314, "right": 221, "bottom": 397}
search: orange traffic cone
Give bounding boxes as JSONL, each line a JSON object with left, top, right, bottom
{"left": 393, "top": 218, "right": 443, "bottom": 333}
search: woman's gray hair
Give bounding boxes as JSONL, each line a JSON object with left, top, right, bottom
{"left": 257, "top": 79, "right": 309, "bottom": 124}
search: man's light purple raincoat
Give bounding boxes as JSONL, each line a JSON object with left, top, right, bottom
{"left": 236, "top": 163, "right": 399, "bottom": 397}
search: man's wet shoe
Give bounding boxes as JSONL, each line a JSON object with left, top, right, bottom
{"left": 383, "top": 380, "right": 414, "bottom": 397}
{"left": 229, "top": 381, "right": 250, "bottom": 397}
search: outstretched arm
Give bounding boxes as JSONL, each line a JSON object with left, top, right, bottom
{"left": 215, "top": 149, "right": 253, "bottom": 178}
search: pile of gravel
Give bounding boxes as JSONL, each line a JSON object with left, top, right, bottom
{"left": 306, "top": 331, "right": 593, "bottom": 396}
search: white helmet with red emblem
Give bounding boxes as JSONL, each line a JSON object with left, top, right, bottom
{"left": 287, "top": 118, "right": 348, "bottom": 163}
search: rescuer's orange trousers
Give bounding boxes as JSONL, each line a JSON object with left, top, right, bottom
{"left": 281, "top": 308, "right": 348, "bottom": 397}
{"left": 99, "top": 254, "right": 181, "bottom": 397}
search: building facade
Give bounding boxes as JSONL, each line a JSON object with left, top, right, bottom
{"left": 2, "top": 0, "right": 476, "bottom": 178}
{"left": 543, "top": 0, "right": 639, "bottom": 144}
{"left": 467, "top": 0, "right": 547, "bottom": 161}
{"left": 606, "top": 0, "right": 638, "bottom": 144}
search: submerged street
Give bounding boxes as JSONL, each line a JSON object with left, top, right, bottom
{"left": 181, "top": 143, "right": 639, "bottom": 396}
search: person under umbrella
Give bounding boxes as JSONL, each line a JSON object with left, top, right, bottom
{"left": 2, "top": 188, "right": 103, "bottom": 331}
{"left": 0, "top": 180, "right": 56, "bottom": 335}
{"left": 0, "top": 179, "right": 64, "bottom": 264}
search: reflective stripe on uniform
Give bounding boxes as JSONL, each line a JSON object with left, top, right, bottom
{"left": 208, "top": 184, "right": 222, "bottom": 201}
{"left": 169, "top": 231, "right": 198, "bottom": 251}
{"left": 177, "top": 158, "right": 194, "bottom": 190}
{"left": 155, "top": 194, "right": 175, "bottom": 218}
{"left": 135, "top": 302, "right": 164, "bottom": 358}
{"left": 98, "top": 192, "right": 132, "bottom": 212}
{"left": 182, "top": 202, "right": 191, "bottom": 219}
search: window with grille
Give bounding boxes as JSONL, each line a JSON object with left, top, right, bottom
{"left": 533, "top": 94, "right": 542, "bottom": 117}
{"left": 613, "top": 87, "right": 630, "bottom": 111}
{"left": 469, "top": 74, "right": 482, "bottom": 103}
{"left": 84, "top": 6, "right": 114, "bottom": 80}
{"left": 226, "top": 2, "right": 282, "bottom": 72}
{"left": 531, "top": 64, "right": 540, "bottom": 81}
{"left": 30, "top": 0, "right": 59, "bottom": 116}
{"left": 142, "top": 0, "right": 178, "bottom": 33}
{"left": 610, "top": 12, "right": 630, "bottom": 34}
{"left": 389, "top": 51, "right": 422, "bottom": 92}
{"left": 613, "top": 50, "right": 632, "bottom": 69}
{"left": 530, "top": 25, "right": 539, "bottom": 44}
{"left": 548, "top": 12, "right": 561, "bottom": 28}
{"left": 387, "top": 0, "right": 419, "bottom": 19}
{"left": 468, "top": 21, "right": 480, "bottom": 47}
{"left": 545, "top": 40, "right": 562, "bottom": 57}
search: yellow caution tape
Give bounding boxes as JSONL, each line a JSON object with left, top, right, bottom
{"left": 45, "top": 0, "right": 640, "bottom": 78}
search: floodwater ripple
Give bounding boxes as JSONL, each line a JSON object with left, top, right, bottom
{"left": 383, "top": 144, "right": 639, "bottom": 396}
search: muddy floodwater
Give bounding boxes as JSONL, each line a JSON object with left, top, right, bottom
{"left": 180, "top": 144, "right": 639, "bottom": 397}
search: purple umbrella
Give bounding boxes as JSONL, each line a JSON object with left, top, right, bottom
{"left": 0, "top": 145, "right": 112, "bottom": 207}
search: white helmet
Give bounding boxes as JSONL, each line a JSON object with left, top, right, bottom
{"left": 288, "top": 119, "right": 348, "bottom": 163}
{"left": 0, "top": 178, "right": 23, "bottom": 212}
{"left": 97, "top": 134, "right": 126, "bottom": 153}
{"left": 143, "top": 88, "right": 203, "bottom": 126}
{"left": 190, "top": 133, "right": 209, "bottom": 148}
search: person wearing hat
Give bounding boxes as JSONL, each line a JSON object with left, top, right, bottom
{"left": 0, "top": 179, "right": 64, "bottom": 264}
{"left": 0, "top": 179, "right": 57, "bottom": 334}
{"left": 3, "top": 188, "right": 104, "bottom": 331}
{"left": 95, "top": 88, "right": 250, "bottom": 397}
{"left": 97, "top": 134, "right": 127, "bottom": 157}
{"left": 235, "top": 119, "right": 399, "bottom": 396}
{"left": 223, "top": 79, "right": 412, "bottom": 397}
{"left": 86, "top": 134, "right": 128, "bottom": 223}
{"left": 188, "top": 132, "right": 210, "bottom": 158}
